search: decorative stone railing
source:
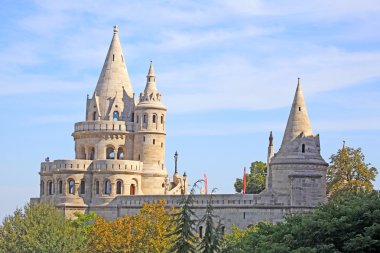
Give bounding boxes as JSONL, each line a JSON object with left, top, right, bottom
{"left": 74, "top": 121, "right": 131, "bottom": 133}
{"left": 40, "top": 159, "right": 143, "bottom": 173}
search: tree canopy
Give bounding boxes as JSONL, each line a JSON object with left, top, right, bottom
{"left": 327, "top": 145, "right": 377, "bottom": 196}
{"left": 234, "top": 161, "right": 267, "bottom": 194}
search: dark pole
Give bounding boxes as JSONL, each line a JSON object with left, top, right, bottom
{"left": 174, "top": 151, "right": 178, "bottom": 174}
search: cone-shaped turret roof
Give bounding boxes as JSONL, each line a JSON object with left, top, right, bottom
{"left": 93, "top": 25, "right": 133, "bottom": 116}
{"left": 280, "top": 78, "right": 313, "bottom": 147}
{"left": 137, "top": 61, "right": 165, "bottom": 108}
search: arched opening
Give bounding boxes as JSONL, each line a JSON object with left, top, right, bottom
{"left": 152, "top": 114, "right": 156, "bottom": 123}
{"left": 302, "top": 144, "right": 306, "bottom": 153}
{"left": 78, "top": 145, "right": 86, "bottom": 159}
{"left": 161, "top": 115, "right": 164, "bottom": 124}
{"left": 95, "top": 180, "right": 99, "bottom": 195}
{"left": 106, "top": 147, "right": 115, "bottom": 159}
{"left": 58, "top": 180, "right": 63, "bottom": 194}
{"left": 80, "top": 180, "right": 85, "bottom": 194}
{"left": 116, "top": 181, "right": 123, "bottom": 195}
{"left": 93, "top": 111, "right": 97, "bottom": 121}
{"left": 117, "top": 147, "right": 125, "bottom": 160}
{"left": 40, "top": 180, "right": 44, "bottom": 195}
{"left": 143, "top": 114, "right": 148, "bottom": 124}
{"left": 48, "top": 181, "right": 53, "bottom": 195}
{"left": 130, "top": 184, "right": 136, "bottom": 195}
{"left": 199, "top": 226, "right": 203, "bottom": 238}
{"left": 89, "top": 147, "right": 95, "bottom": 160}
{"left": 68, "top": 179, "right": 75, "bottom": 195}
{"left": 113, "top": 111, "right": 119, "bottom": 121}
{"left": 104, "top": 180, "right": 111, "bottom": 195}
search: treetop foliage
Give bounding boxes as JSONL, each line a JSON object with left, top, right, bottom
{"left": 234, "top": 161, "right": 267, "bottom": 194}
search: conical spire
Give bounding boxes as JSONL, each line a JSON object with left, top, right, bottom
{"left": 92, "top": 25, "right": 133, "bottom": 117}
{"left": 280, "top": 78, "right": 313, "bottom": 147}
{"left": 138, "top": 61, "right": 164, "bottom": 106}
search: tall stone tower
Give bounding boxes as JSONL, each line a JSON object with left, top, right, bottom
{"left": 38, "top": 26, "right": 188, "bottom": 213}
{"left": 269, "top": 79, "right": 327, "bottom": 206}
{"left": 133, "top": 62, "right": 168, "bottom": 194}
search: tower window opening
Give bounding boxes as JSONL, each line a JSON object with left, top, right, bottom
{"left": 131, "top": 113, "right": 134, "bottom": 122}
{"left": 113, "top": 111, "right": 119, "bottom": 121}
{"left": 161, "top": 143, "right": 163, "bottom": 148}
{"left": 58, "top": 180, "right": 63, "bottom": 194}
{"left": 153, "top": 139, "right": 155, "bottom": 145}
{"left": 48, "top": 181, "right": 53, "bottom": 195}
{"left": 68, "top": 179, "right": 75, "bottom": 195}
{"left": 40, "top": 181, "right": 44, "bottom": 195}
{"left": 95, "top": 180, "right": 99, "bottom": 194}
{"left": 138, "top": 154, "right": 141, "bottom": 160}
{"left": 143, "top": 136, "right": 145, "bottom": 142}
{"left": 161, "top": 115, "right": 164, "bottom": 124}
{"left": 106, "top": 147, "right": 115, "bottom": 159}
{"left": 299, "top": 107, "right": 301, "bottom": 111}
{"left": 116, "top": 181, "right": 122, "bottom": 194}
{"left": 199, "top": 226, "right": 203, "bottom": 238}
{"left": 80, "top": 180, "right": 85, "bottom": 194}
{"left": 302, "top": 144, "right": 306, "bottom": 153}
{"left": 143, "top": 114, "right": 147, "bottom": 124}
{"left": 153, "top": 115, "right": 156, "bottom": 123}
{"left": 104, "top": 180, "right": 111, "bottom": 195}
{"left": 93, "top": 111, "right": 97, "bottom": 121}
{"left": 130, "top": 184, "right": 136, "bottom": 195}
{"left": 89, "top": 147, "right": 95, "bottom": 160}
{"left": 112, "top": 54, "right": 115, "bottom": 61}
{"left": 117, "top": 147, "right": 125, "bottom": 160}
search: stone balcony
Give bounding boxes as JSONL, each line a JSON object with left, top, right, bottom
{"left": 40, "top": 159, "right": 143, "bottom": 173}
{"left": 74, "top": 120, "right": 134, "bottom": 133}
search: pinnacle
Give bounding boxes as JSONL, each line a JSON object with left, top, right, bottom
{"left": 280, "top": 78, "right": 313, "bottom": 147}
{"left": 147, "top": 61, "right": 155, "bottom": 77}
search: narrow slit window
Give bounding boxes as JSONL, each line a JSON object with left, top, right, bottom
{"left": 299, "top": 107, "right": 301, "bottom": 111}
{"left": 302, "top": 144, "right": 306, "bottom": 153}
{"left": 112, "top": 54, "right": 115, "bottom": 61}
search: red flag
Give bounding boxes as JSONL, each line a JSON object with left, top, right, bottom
{"left": 204, "top": 174, "right": 208, "bottom": 195}
{"left": 243, "top": 167, "right": 247, "bottom": 194}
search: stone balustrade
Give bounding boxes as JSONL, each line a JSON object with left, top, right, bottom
{"left": 41, "top": 159, "right": 143, "bottom": 173}
{"left": 74, "top": 120, "right": 129, "bottom": 133}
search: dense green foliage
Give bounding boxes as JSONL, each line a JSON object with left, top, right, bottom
{"left": 234, "top": 161, "right": 267, "bottom": 194}
{"left": 222, "top": 191, "right": 380, "bottom": 253}
{"left": 0, "top": 203, "right": 84, "bottom": 253}
{"left": 327, "top": 145, "right": 377, "bottom": 196}
{"left": 168, "top": 181, "right": 202, "bottom": 253}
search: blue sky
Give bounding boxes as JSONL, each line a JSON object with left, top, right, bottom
{"left": 1, "top": 0, "right": 380, "bottom": 220}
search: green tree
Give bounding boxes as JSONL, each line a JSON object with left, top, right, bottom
{"left": 168, "top": 180, "right": 202, "bottom": 253}
{"left": 234, "top": 161, "right": 267, "bottom": 194}
{"left": 327, "top": 145, "right": 377, "bottom": 196}
{"left": 198, "top": 189, "right": 223, "bottom": 253}
{"left": 0, "top": 202, "right": 83, "bottom": 253}
{"left": 222, "top": 191, "right": 380, "bottom": 253}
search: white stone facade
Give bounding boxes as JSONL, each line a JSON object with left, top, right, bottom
{"left": 34, "top": 26, "right": 327, "bottom": 232}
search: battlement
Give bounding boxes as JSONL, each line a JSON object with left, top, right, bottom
{"left": 74, "top": 120, "right": 134, "bottom": 133}
{"left": 40, "top": 159, "right": 143, "bottom": 173}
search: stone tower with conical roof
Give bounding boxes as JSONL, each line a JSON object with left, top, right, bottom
{"left": 38, "top": 26, "right": 188, "bottom": 214}
{"left": 269, "top": 79, "right": 327, "bottom": 206}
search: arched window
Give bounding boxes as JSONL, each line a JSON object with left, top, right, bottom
{"left": 161, "top": 115, "right": 164, "bottom": 124}
{"left": 93, "top": 111, "right": 97, "bottom": 121}
{"left": 143, "top": 114, "right": 147, "bottom": 124}
{"left": 58, "top": 180, "right": 63, "bottom": 194}
{"left": 113, "top": 111, "right": 119, "bottom": 121}
{"left": 106, "top": 147, "right": 115, "bottom": 159}
{"left": 80, "top": 180, "right": 85, "bottom": 194}
{"left": 152, "top": 114, "right": 156, "bottom": 123}
{"left": 48, "top": 181, "right": 53, "bottom": 195}
{"left": 130, "top": 184, "right": 136, "bottom": 195}
{"left": 117, "top": 147, "right": 125, "bottom": 160}
{"left": 95, "top": 180, "right": 99, "bottom": 195}
{"left": 199, "top": 226, "right": 203, "bottom": 238}
{"left": 89, "top": 147, "right": 95, "bottom": 160}
{"left": 116, "top": 181, "right": 122, "bottom": 195}
{"left": 68, "top": 179, "right": 75, "bottom": 195}
{"left": 104, "top": 180, "right": 111, "bottom": 195}
{"left": 40, "top": 180, "right": 44, "bottom": 195}
{"left": 302, "top": 144, "right": 306, "bottom": 153}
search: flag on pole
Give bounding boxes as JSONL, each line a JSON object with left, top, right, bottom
{"left": 204, "top": 174, "right": 208, "bottom": 195}
{"left": 243, "top": 167, "right": 247, "bottom": 194}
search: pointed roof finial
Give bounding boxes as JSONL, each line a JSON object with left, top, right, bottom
{"left": 342, "top": 140, "right": 346, "bottom": 149}
{"left": 298, "top": 77, "right": 300, "bottom": 85}
{"left": 174, "top": 151, "right": 178, "bottom": 174}
{"left": 147, "top": 61, "right": 155, "bottom": 77}
{"left": 269, "top": 131, "right": 273, "bottom": 146}
{"left": 113, "top": 25, "right": 118, "bottom": 34}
